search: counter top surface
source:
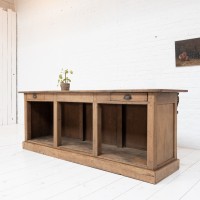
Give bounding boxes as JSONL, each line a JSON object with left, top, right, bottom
{"left": 19, "top": 89, "right": 188, "bottom": 93}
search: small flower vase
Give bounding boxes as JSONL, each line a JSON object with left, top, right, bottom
{"left": 60, "top": 83, "right": 70, "bottom": 90}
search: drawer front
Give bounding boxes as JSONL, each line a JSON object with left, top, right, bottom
{"left": 57, "top": 93, "right": 93, "bottom": 102}
{"left": 26, "top": 93, "right": 54, "bottom": 101}
{"left": 110, "top": 93, "right": 148, "bottom": 102}
{"left": 96, "top": 93, "right": 111, "bottom": 102}
{"left": 44, "top": 94, "right": 54, "bottom": 101}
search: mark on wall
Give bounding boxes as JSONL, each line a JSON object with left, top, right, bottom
{"left": 175, "top": 38, "right": 200, "bottom": 67}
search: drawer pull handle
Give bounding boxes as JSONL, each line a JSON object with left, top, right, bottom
{"left": 124, "top": 94, "right": 132, "bottom": 100}
{"left": 33, "top": 94, "right": 37, "bottom": 99}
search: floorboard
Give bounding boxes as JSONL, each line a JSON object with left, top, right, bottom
{"left": 0, "top": 125, "right": 200, "bottom": 200}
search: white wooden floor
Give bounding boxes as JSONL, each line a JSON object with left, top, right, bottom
{"left": 0, "top": 125, "right": 200, "bottom": 200}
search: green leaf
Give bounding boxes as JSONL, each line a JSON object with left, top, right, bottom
{"left": 59, "top": 74, "right": 62, "bottom": 79}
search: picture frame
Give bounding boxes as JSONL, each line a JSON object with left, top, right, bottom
{"left": 175, "top": 37, "right": 200, "bottom": 67}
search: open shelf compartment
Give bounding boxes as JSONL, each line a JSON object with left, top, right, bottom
{"left": 60, "top": 102, "right": 93, "bottom": 154}
{"left": 29, "top": 101, "right": 53, "bottom": 146}
{"left": 99, "top": 104, "right": 147, "bottom": 167}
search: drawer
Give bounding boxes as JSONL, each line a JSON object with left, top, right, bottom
{"left": 44, "top": 94, "right": 54, "bottom": 101}
{"left": 26, "top": 93, "right": 54, "bottom": 101}
{"left": 96, "top": 93, "right": 111, "bottom": 102}
{"left": 110, "top": 93, "right": 148, "bottom": 102}
{"left": 57, "top": 93, "right": 93, "bottom": 102}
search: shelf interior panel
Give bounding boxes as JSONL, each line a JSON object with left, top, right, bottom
{"left": 100, "top": 144, "right": 147, "bottom": 167}
{"left": 61, "top": 136, "right": 92, "bottom": 154}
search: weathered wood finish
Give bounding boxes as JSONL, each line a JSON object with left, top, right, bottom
{"left": 147, "top": 93, "right": 156, "bottom": 170}
{"left": 30, "top": 102, "right": 53, "bottom": 139}
{"left": 23, "top": 141, "right": 179, "bottom": 184}
{"left": 53, "top": 101, "right": 61, "bottom": 147}
{"left": 101, "top": 104, "right": 118, "bottom": 145}
{"left": 155, "top": 93, "right": 178, "bottom": 167}
{"left": 22, "top": 90, "right": 187, "bottom": 184}
{"left": 110, "top": 92, "right": 148, "bottom": 102}
{"left": 93, "top": 97, "right": 101, "bottom": 156}
{"left": 61, "top": 103, "right": 82, "bottom": 139}
{"left": 24, "top": 95, "right": 31, "bottom": 141}
{"left": 26, "top": 93, "right": 54, "bottom": 101}
{"left": 20, "top": 89, "right": 187, "bottom": 93}
{"left": 116, "top": 105, "right": 123, "bottom": 148}
{"left": 57, "top": 93, "right": 93, "bottom": 103}
{"left": 124, "top": 105, "right": 147, "bottom": 150}
{"left": 156, "top": 104, "right": 174, "bottom": 166}
{"left": 84, "top": 104, "right": 93, "bottom": 141}
{"left": 174, "top": 94, "right": 178, "bottom": 159}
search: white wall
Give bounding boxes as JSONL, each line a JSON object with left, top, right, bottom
{"left": 16, "top": 0, "right": 200, "bottom": 149}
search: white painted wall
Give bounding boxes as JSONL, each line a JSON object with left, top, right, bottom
{"left": 16, "top": 0, "right": 200, "bottom": 149}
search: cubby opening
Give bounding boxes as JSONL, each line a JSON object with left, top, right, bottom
{"left": 100, "top": 104, "right": 147, "bottom": 166}
{"left": 30, "top": 102, "right": 53, "bottom": 146}
{"left": 60, "top": 102, "right": 93, "bottom": 154}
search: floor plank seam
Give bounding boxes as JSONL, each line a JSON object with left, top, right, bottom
{"left": 179, "top": 178, "right": 200, "bottom": 200}
{"left": 0, "top": 155, "right": 58, "bottom": 176}
{"left": 112, "top": 181, "right": 142, "bottom": 200}
{"left": 1, "top": 125, "right": 200, "bottom": 200}
{"left": 46, "top": 173, "right": 108, "bottom": 200}
{"left": 7, "top": 166, "right": 104, "bottom": 199}
{"left": 146, "top": 159, "right": 200, "bottom": 200}
{"left": 78, "top": 177, "right": 124, "bottom": 199}
{"left": 0, "top": 161, "right": 65, "bottom": 192}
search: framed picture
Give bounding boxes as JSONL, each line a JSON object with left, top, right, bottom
{"left": 175, "top": 38, "right": 200, "bottom": 67}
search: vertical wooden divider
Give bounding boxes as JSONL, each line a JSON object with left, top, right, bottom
{"left": 93, "top": 94, "right": 101, "bottom": 156}
{"left": 116, "top": 105, "right": 123, "bottom": 147}
{"left": 147, "top": 93, "right": 157, "bottom": 169}
{"left": 173, "top": 94, "right": 178, "bottom": 159}
{"left": 54, "top": 98, "right": 61, "bottom": 147}
{"left": 79, "top": 104, "right": 84, "bottom": 141}
{"left": 24, "top": 95, "right": 31, "bottom": 141}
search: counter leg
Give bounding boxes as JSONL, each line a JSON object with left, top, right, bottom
{"left": 93, "top": 103, "right": 101, "bottom": 156}
{"left": 54, "top": 101, "right": 61, "bottom": 147}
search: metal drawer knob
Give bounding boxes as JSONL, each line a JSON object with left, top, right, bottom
{"left": 33, "top": 94, "right": 37, "bottom": 99}
{"left": 124, "top": 94, "right": 132, "bottom": 100}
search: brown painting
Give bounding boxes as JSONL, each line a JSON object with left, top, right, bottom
{"left": 175, "top": 38, "right": 200, "bottom": 67}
